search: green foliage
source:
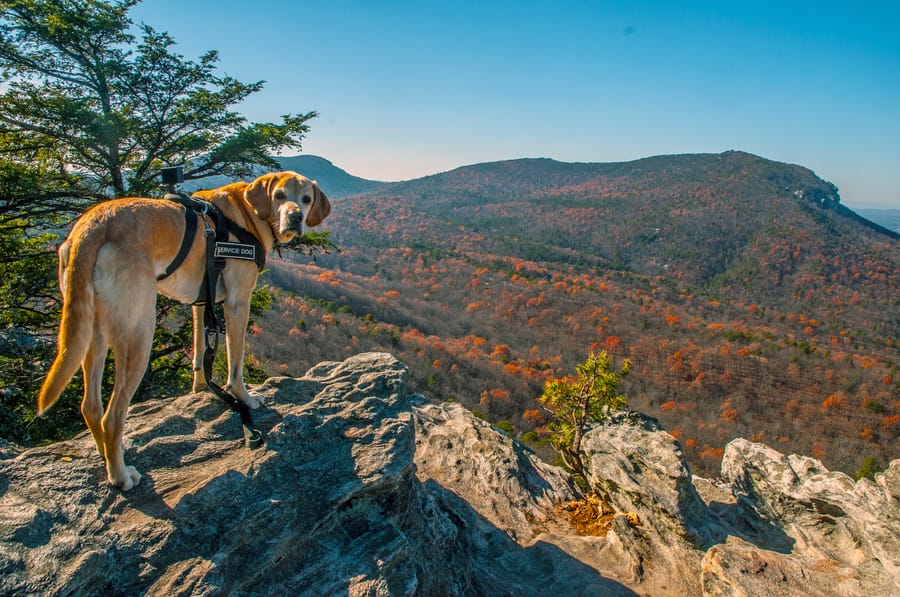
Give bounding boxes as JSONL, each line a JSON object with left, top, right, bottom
{"left": 0, "top": 160, "right": 83, "bottom": 327}
{"left": 520, "top": 430, "right": 549, "bottom": 448}
{"left": 243, "top": 353, "right": 269, "bottom": 385}
{"left": 0, "top": 222, "right": 58, "bottom": 327}
{"left": 142, "top": 297, "right": 195, "bottom": 400}
{"left": 863, "top": 400, "right": 885, "bottom": 414}
{"left": 250, "top": 285, "right": 275, "bottom": 316}
{"left": 0, "top": 0, "right": 316, "bottom": 446}
{"left": 539, "top": 351, "right": 631, "bottom": 477}
{"left": 427, "top": 373, "right": 439, "bottom": 391}
{"left": 855, "top": 456, "right": 883, "bottom": 481}
{"left": 0, "top": 0, "right": 315, "bottom": 198}
{"left": 283, "top": 230, "right": 338, "bottom": 257}
{"left": 493, "top": 419, "right": 515, "bottom": 436}
{"left": 0, "top": 159, "right": 86, "bottom": 445}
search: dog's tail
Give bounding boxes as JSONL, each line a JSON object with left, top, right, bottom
{"left": 37, "top": 223, "right": 103, "bottom": 415}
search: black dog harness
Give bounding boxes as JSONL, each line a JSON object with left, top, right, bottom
{"left": 158, "top": 194, "right": 266, "bottom": 283}
{"left": 160, "top": 192, "right": 266, "bottom": 449}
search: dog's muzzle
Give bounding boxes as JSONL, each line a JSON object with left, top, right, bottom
{"left": 286, "top": 210, "right": 304, "bottom": 234}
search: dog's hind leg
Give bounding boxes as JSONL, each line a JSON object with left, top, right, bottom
{"left": 80, "top": 321, "right": 108, "bottom": 458}
{"left": 102, "top": 323, "right": 153, "bottom": 491}
{"left": 96, "top": 254, "right": 157, "bottom": 491}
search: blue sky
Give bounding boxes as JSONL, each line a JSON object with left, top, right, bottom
{"left": 130, "top": 1, "right": 900, "bottom": 208}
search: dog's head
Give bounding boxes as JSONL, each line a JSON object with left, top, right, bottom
{"left": 243, "top": 171, "right": 331, "bottom": 242}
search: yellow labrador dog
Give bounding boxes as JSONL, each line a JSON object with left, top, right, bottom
{"left": 38, "top": 171, "right": 330, "bottom": 490}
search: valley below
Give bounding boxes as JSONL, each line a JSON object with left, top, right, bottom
{"left": 247, "top": 151, "right": 898, "bottom": 478}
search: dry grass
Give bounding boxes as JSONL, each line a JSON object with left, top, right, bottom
{"left": 558, "top": 494, "right": 617, "bottom": 536}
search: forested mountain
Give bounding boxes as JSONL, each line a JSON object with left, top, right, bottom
{"left": 250, "top": 151, "right": 898, "bottom": 477}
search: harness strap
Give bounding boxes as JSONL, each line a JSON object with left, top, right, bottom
{"left": 199, "top": 206, "right": 264, "bottom": 449}
{"left": 157, "top": 197, "right": 199, "bottom": 281}
{"left": 159, "top": 193, "right": 266, "bottom": 282}
{"left": 220, "top": 210, "right": 267, "bottom": 271}
{"left": 158, "top": 191, "right": 264, "bottom": 449}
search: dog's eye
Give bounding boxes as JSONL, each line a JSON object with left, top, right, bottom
{"left": 275, "top": 190, "right": 286, "bottom": 200}
{"left": 302, "top": 195, "right": 312, "bottom": 205}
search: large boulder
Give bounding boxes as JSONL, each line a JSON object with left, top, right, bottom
{"left": 0, "top": 353, "right": 632, "bottom": 596}
{"left": 707, "top": 438, "right": 900, "bottom": 596}
{"left": 582, "top": 411, "right": 718, "bottom": 546}
{"left": 578, "top": 414, "right": 900, "bottom": 597}
{"left": 579, "top": 411, "right": 720, "bottom": 595}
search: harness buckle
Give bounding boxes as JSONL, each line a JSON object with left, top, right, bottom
{"left": 205, "top": 327, "right": 220, "bottom": 351}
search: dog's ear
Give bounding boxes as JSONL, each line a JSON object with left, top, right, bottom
{"left": 306, "top": 182, "right": 331, "bottom": 227}
{"left": 243, "top": 173, "right": 277, "bottom": 220}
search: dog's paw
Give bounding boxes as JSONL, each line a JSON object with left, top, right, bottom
{"left": 228, "top": 385, "right": 263, "bottom": 409}
{"left": 243, "top": 394, "right": 262, "bottom": 409}
{"left": 111, "top": 466, "right": 142, "bottom": 491}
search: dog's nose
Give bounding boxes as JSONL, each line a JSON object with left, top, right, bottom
{"left": 288, "top": 210, "right": 303, "bottom": 228}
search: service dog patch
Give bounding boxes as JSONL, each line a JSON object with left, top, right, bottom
{"left": 214, "top": 241, "right": 257, "bottom": 261}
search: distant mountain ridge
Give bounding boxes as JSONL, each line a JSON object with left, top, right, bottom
{"left": 181, "top": 151, "right": 900, "bottom": 238}
{"left": 181, "top": 152, "right": 895, "bottom": 236}
{"left": 275, "top": 155, "right": 388, "bottom": 198}
{"left": 180, "top": 154, "right": 387, "bottom": 199}
{"left": 333, "top": 150, "right": 897, "bottom": 286}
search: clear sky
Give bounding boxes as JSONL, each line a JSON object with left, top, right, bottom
{"left": 129, "top": 1, "right": 900, "bottom": 209}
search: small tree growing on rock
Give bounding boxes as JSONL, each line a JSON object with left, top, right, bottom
{"left": 539, "top": 351, "right": 631, "bottom": 479}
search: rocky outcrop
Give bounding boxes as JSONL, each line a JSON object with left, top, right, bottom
{"left": 579, "top": 413, "right": 899, "bottom": 596}
{"left": 1, "top": 353, "right": 897, "bottom": 596}
{"left": 579, "top": 412, "right": 721, "bottom": 595}
{"left": 703, "top": 439, "right": 900, "bottom": 596}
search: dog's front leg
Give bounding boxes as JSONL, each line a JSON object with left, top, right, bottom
{"left": 222, "top": 283, "right": 261, "bottom": 409}
{"left": 191, "top": 304, "right": 208, "bottom": 392}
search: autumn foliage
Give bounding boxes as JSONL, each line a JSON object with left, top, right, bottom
{"left": 248, "top": 152, "right": 898, "bottom": 477}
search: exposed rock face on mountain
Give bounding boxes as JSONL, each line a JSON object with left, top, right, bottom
{"left": 1, "top": 353, "right": 897, "bottom": 596}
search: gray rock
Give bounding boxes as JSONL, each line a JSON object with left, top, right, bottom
{"left": 577, "top": 413, "right": 899, "bottom": 596}
{"left": 0, "top": 353, "right": 633, "bottom": 596}
{"left": 413, "top": 400, "right": 578, "bottom": 541}
{"left": 1, "top": 353, "right": 896, "bottom": 596}
{"left": 582, "top": 411, "right": 717, "bottom": 547}
{"left": 579, "top": 411, "right": 719, "bottom": 595}
{"left": 716, "top": 438, "right": 900, "bottom": 595}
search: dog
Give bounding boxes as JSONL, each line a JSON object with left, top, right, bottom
{"left": 37, "top": 171, "right": 331, "bottom": 490}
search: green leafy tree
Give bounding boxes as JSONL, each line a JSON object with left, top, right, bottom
{"left": 0, "top": 158, "right": 87, "bottom": 443}
{"left": 0, "top": 0, "right": 315, "bottom": 197}
{"left": 0, "top": 0, "right": 321, "bottom": 444}
{"left": 539, "top": 351, "right": 631, "bottom": 477}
